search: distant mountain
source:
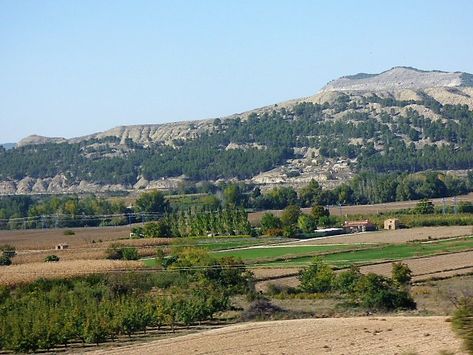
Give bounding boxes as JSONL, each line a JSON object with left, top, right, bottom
{"left": 3, "top": 66, "right": 473, "bottom": 195}
{"left": 1, "top": 143, "right": 16, "bottom": 150}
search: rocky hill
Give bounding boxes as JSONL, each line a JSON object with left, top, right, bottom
{"left": 3, "top": 66, "right": 473, "bottom": 195}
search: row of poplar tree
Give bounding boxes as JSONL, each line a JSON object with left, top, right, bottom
{"left": 134, "top": 208, "right": 252, "bottom": 238}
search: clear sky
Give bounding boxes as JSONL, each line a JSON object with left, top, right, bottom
{"left": 1, "top": 0, "right": 473, "bottom": 143}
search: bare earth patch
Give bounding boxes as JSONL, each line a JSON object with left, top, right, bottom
{"left": 87, "top": 316, "right": 465, "bottom": 355}
{"left": 360, "top": 250, "right": 473, "bottom": 281}
{"left": 288, "top": 226, "right": 473, "bottom": 245}
{"left": 256, "top": 250, "right": 473, "bottom": 291}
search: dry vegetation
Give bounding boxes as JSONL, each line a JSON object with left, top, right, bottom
{"left": 89, "top": 317, "right": 466, "bottom": 355}
{"left": 0, "top": 259, "right": 143, "bottom": 286}
{"left": 0, "top": 225, "right": 135, "bottom": 250}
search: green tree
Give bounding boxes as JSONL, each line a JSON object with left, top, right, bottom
{"left": 297, "top": 214, "right": 317, "bottom": 233}
{"left": 311, "top": 205, "right": 330, "bottom": 220}
{"left": 135, "top": 190, "right": 170, "bottom": 214}
{"left": 298, "top": 257, "right": 335, "bottom": 293}
{"left": 223, "top": 184, "right": 242, "bottom": 207}
{"left": 353, "top": 273, "right": 416, "bottom": 311}
{"left": 299, "top": 179, "right": 322, "bottom": 207}
{"left": 280, "top": 205, "right": 301, "bottom": 226}
{"left": 260, "top": 213, "right": 281, "bottom": 232}
{"left": 414, "top": 199, "right": 435, "bottom": 214}
{"left": 391, "top": 262, "right": 412, "bottom": 287}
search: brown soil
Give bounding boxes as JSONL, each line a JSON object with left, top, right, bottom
{"left": 0, "top": 225, "right": 135, "bottom": 250}
{"left": 360, "top": 250, "right": 473, "bottom": 281}
{"left": 256, "top": 250, "right": 473, "bottom": 292}
{"left": 87, "top": 316, "right": 465, "bottom": 355}
{"left": 286, "top": 226, "right": 473, "bottom": 245}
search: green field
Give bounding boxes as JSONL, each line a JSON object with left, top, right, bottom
{"left": 142, "top": 235, "right": 473, "bottom": 268}
{"left": 213, "top": 244, "right": 369, "bottom": 262}
{"left": 259, "top": 237, "right": 473, "bottom": 267}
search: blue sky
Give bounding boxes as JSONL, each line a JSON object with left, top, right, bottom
{"left": 1, "top": 0, "right": 473, "bottom": 142}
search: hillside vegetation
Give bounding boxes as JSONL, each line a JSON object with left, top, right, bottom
{"left": 2, "top": 67, "right": 473, "bottom": 194}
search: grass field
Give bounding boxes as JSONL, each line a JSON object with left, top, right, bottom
{"left": 213, "top": 244, "right": 368, "bottom": 261}
{"left": 212, "top": 236, "right": 473, "bottom": 268}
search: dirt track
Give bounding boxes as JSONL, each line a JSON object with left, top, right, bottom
{"left": 88, "top": 316, "right": 465, "bottom": 355}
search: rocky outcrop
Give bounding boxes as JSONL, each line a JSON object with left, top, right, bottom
{"left": 17, "top": 135, "right": 66, "bottom": 147}
{"left": 0, "top": 181, "right": 16, "bottom": 195}
{"left": 16, "top": 177, "right": 35, "bottom": 194}
{"left": 322, "top": 67, "right": 473, "bottom": 92}
{"left": 31, "top": 179, "right": 48, "bottom": 193}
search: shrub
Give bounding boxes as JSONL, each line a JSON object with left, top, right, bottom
{"left": 105, "top": 243, "right": 139, "bottom": 260}
{"left": 63, "top": 229, "right": 75, "bottom": 236}
{"left": 121, "top": 247, "right": 139, "bottom": 261}
{"left": 353, "top": 273, "right": 416, "bottom": 311}
{"left": 298, "top": 257, "right": 335, "bottom": 293}
{"left": 44, "top": 255, "right": 60, "bottom": 262}
{"left": 311, "top": 205, "right": 330, "bottom": 219}
{"left": 264, "top": 228, "right": 284, "bottom": 237}
{"left": 0, "top": 245, "right": 16, "bottom": 258}
{"left": 260, "top": 213, "right": 282, "bottom": 232}
{"left": 391, "top": 262, "right": 412, "bottom": 287}
{"left": 280, "top": 205, "right": 301, "bottom": 226}
{"left": 0, "top": 255, "right": 12, "bottom": 266}
{"left": 452, "top": 297, "right": 473, "bottom": 353}
{"left": 297, "top": 214, "right": 317, "bottom": 233}
{"left": 414, "top": 199, "right": 435, "bottom": 214}
{"left": 240, "top": 298, "right": 284, "bottom": 321}
{"left": 335, "top": 265, "right": 362, "bottom": 294}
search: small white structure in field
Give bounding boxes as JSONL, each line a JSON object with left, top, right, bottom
{"left": 384, "top": 218, "right": 400, "bottom": 230}
{"left": 55, "top": 243, "right": 69, "bottom": 250}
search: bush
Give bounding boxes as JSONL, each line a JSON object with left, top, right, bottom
{"left": 264, "top": 228, "right": 284, "bottom": 237}
{"left": 121, "top": 247, "right": 139, "bottom": 260}
{"left": 260, "top": 213, "right": 282, "bottom": 232}
{"left": 280, "top": 205, "right": 301, "bottom": 226}
{"left": 0, "top": 255, "right": 12, "bottom": 266}
{"left": 298, "top": 257, "right": 335, "bottom": 293}
{"left": 452, "top": 297, "right": 473, "bottom": 353}
{"left": 414, "top": 199, "right": 435, "bottom": 214}
{"left": 0, "top": 245, "right": 16, "bottom": 258}
{"left": 44, "top": 255, "right": 60, "bottom": 262}
{"left": 63, "top": 229, "right": 75, "bottom": 236}
{"left": 353, "top": 273, "right": 416, "bottom": 311}
{"left": 105, "top": 243, "right": 139, "bottom": 260}
{"left": 240, "top": 298, "right": 284, "bottom": 321}
{"left": 335, "top": 265, "right": 362, "bottom": 294}
{"left": 391, "top": 262, "right": 412, "bottom": 287}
